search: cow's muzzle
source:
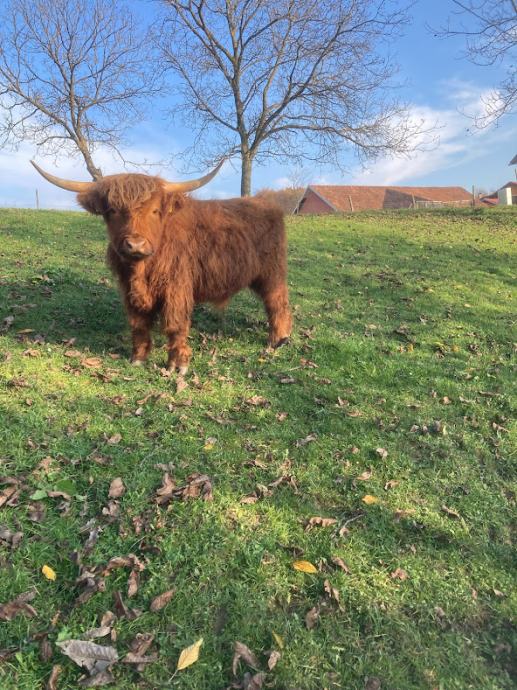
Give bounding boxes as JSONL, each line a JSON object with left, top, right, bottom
{"left": 121, "top": 237, "right": 153, "bottom": 259}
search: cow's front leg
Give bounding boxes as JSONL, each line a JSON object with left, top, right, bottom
{"left": 165, "top": 321, "right": 192, "bottom": 374}
{"left": 128, "top": 310, "right": 154, "bottom": 365}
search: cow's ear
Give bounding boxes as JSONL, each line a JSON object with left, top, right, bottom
{"left": 77, "top": 189, "right": 106, "bottom": 215}
{"left": 162, "top": 191, "right": 185, "bottom": 215}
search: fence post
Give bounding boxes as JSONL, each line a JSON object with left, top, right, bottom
{"left": 348, "top": 195, "right": 354, "bottom": 212}
{"left": 35, "top": 189, "right": 39, "bottom": 210}
{"left": 472, "top": 185, "right": 475, "bottom": 207}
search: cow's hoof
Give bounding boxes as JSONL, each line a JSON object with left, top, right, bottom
{"left": 273, "top": 336, "right": 290, "bottom": 349}
{"left": 131, "top": 358, "right": 145, "bottom": 367}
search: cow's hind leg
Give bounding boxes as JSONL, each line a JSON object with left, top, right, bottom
{"left": 253, "top": 278, "right": 292, "bottom": 348}
{"left": 128, "top": 310, "right": 154, "bottom": 365}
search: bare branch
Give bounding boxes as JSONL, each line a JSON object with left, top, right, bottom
{"left": 435, "top": 0, "right": 517, "bottom": 127}
{"left": 0, "top": 0, "right": 160, "bottom": 178}
{"left": 158, "top": 0, "right": 422, "bottom": 196}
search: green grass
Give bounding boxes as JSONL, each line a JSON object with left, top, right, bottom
{"left": 0, "top": 206, "right": 515, "bottom": 690}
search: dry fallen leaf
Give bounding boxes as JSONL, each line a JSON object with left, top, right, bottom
{"left": 362, "top": 495, "right": 380, "bottom": 505}
{"left": 356, "top": 469, "right": 372, "bottom": 481}
{"left": 0, "top": 590, "right": 37, "bottom": 621}
{"left": 331, "top": 556, "right": 351, "bottom": 574}
{"left": 81, "top": 357, "right": 102, "bottom": 369}
{"left": 305, "top": 516, "right": 337, "bottom": 531}
{"left": 42, "top": 564, "right": 57, "bottom": 581}
{"left": 390, "top": 567, "right": 408, "bottom": 581}
{"left": 108, "top": 478, "right": 125, "bottom": 499}
{"left": 293, "top": 560, "right": 318, "bottom": 574}
{"left": 295, "top": 433, "right": 317, "bottom": 447}
{"left": 57, "top": 639, "right": 119, "bottom": 676}
{"left": 232, "top": 641, "right": 260, "bottom": 675}
{"left": 149, "top": 589, "right": 175, "bottom": 612}
{"left": 441, "top": 505, "right": 461, "bottom": 519}
{"left": 107, "top": 433, "right": 122, "bottom": 445}
{"left": 267, "top": 649, "right": 281, "bottom": 670}
{"left": 47, "top": 664, "right": 62, "bottom": 690}
{"left": 376, "top": 448, "right": 388, "bottom": 459}
{"left": 176, "top": 638, "right": 203, "bottom": 671}
{"left": 365, "top": 677, "right": 382, "bottom": 690}
{"left": 305, "top": 605, "right": 320, "bottom": 630}
{"left": 384, "top": 480, "right": 399, "bottom": 490}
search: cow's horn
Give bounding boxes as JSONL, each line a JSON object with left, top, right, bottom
{"left": 30, "top": 160, "right": 96, "bottom": 192}
{"left": 164, "top": 159, "right": 224, "bottom": 193}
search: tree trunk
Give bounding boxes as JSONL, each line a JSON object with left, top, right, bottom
{"left": 240, "top": 153, "right": 252, "bottom": 197}
{"left": 77, "top": 137, "right": 103, "bottom": 180}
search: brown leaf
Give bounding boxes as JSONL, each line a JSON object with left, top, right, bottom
{"left": 232, "top": 641, "right": 260, "bottom": 676}
{"left": 155, "top": 472, "right": 213, "bottom": 505}
{"left": 376, "top": 448, "right": 388, "bottom": 459}
{"left": 441, "top": 505, "right": 461, "bottom": 519}
{"left": 245, "top": 395, "right": 270, "bottom": 407}
{"left": 305, "top": 605, "right": 320, "bottom": 629}
{"left": 331, "top": 556, "right": 351, "bottom": 574}
{"left": 56, "top": 639, "right": 118, "bottom": 673}
{"left": 365, "top": 678, "right": 381, "bottom": 690}
{"left": 356, "top": 469, "right": 372, "bottom": 481}
{"left": 295, "top": 433, "right": 317, "bottom": 447}
{"left": 40, "top": 636, "right": 53, "bottom": 662}
{"left": 390, "top": 568, "right": 408, "bottom": 581}
{"left": 112, "top": 591, "right": 140, "bottom": 620}
{"left": 0, "top": 590, "right": 37, "bottom": 621}
{"left": 176, "top": 375, "right": 188, "bottom": 393}
{"left": 276, "top": 412, "right": 288, "bottom": 422}
{"left": 123, "top": 651, "right": 158, "bottom": 665}
{"left": 108, "top": 477, "right": 125, "bottom": 499}
{"left": 129, "top": 633, "right": 155, "bottom": 656}
{"left": 47, "top": 664, "right": 62, "bottom": 690}
{"left": 323, "top": 579, "right": 341, "bottom": 607}
{"left": 81, "top": 357, "right": 102, "bottom": 369}
{"left": 0, "top": 525, "right": 23, "bottom": 549}
{"left": 346, "top": 410, "right": 363, "bottom": 417}
{"left": 64, "top": 350, "right": 82, "bottom": 358}
{"left": 267, "top": 649, "right": 281, "bottom": 670}
{"left": 127, "top": 569, "right": 139, "bottom": 598}
{"left": 384, "top": 480, "right": 399, "bottom": 490}
{"left": 78, "top": 669, "right": 115, "bottom": 687}
{"left": 107, "top": 433, "right": 122, "bottom": 446}
{"left": 150, "top": 589, "right": 175, "bottom": 612}
{"left": 393, "top": 509, "right": 413, "bottom": 522}
{"left": 305, "top": 516, "right": 337, "bottom": 531}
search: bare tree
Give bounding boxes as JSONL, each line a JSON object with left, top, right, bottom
{"left": 158, "top": 0, "right": 424, "bottom": 196}
{"left": 437, "top": 1, "right": 517, "bottom": 126}
{"left": 0, "top": 0, "right": 158, "bottom": 179}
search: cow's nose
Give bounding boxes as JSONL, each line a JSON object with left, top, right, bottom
{"left": 124, "top": 237, "right": 145, "bottom": 252}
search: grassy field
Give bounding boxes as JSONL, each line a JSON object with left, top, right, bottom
{"left": 0, "top": 206, "right": 515, "bottom": 690}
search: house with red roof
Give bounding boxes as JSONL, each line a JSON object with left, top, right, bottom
{"left": 295, "top": 184, "right": 473, "bottom": 214}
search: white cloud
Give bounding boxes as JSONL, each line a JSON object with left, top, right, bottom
{"left": 348, "top": 82, "right": 517, "bottom": 186}
{"left": 0, "top": 142, "right": 235, "bottom": 208}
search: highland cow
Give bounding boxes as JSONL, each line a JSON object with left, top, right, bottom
{"left": 31, "top": 160, "right": 292, "bottom": 373}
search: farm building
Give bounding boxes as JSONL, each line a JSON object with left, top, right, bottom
{"left": 295, "top": 185, "right": 473, "bottom": 214}
{"left": 480, "top": 181, "right": 517, "bottom": 206}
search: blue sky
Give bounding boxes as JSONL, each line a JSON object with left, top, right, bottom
{"left": 0, "top": 0, "right": 515, "bottom": 209}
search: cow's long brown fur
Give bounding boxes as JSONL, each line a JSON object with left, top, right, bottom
{"left": 77, "top": 174, "right": 292, "bottom": 371}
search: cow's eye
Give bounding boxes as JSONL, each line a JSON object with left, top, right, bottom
{"left": 152, "top": 209, "right": 160, "bottom": 215}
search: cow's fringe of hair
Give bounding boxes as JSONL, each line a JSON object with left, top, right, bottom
{"left": 99, "top": 174, "right": 164, "bottom": 210}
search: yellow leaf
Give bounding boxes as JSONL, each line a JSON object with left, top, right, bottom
{"left": 293, "top": 560, "right": 318, "bottom": 574}
{"left": 272, "top": 632, "right": 284, "bottom": 649}
{"left": 42, "top": 564, "right": 57, "bottom": 581}
{"left": 176, "top": 638, "right": 203, "bottom": 671}
{"left": 362, "top": 495, "right": 380, "bottom": 505}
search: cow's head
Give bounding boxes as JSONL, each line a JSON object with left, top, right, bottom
{"left": 31, "top": 160, "right": 224, "bottom": 261}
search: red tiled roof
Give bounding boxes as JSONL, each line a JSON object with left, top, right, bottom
{"left": 308, "top": 185, "right": 472, "bottom": 211}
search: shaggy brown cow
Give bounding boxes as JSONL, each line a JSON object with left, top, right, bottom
{"left": 31, "top": 160, "right": 292, "bottom": 373}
